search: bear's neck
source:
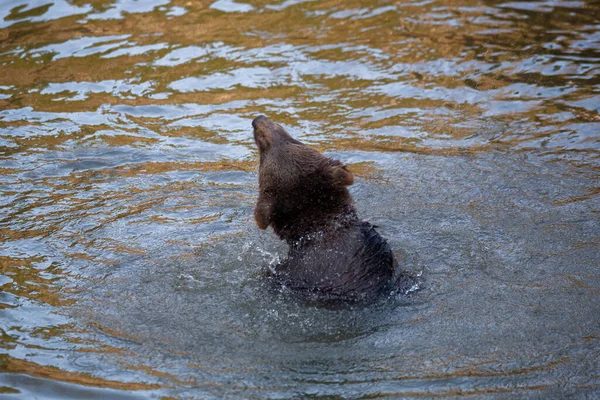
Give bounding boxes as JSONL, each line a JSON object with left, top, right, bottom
{"left": 273, "top": 203, "right": 359, "bottom": 245}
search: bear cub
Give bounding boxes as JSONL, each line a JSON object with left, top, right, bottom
{"left": 253, "top": 115, "right": 416, "bottom": 303}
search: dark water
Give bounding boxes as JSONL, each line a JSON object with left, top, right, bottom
{"left": 1, "top": 0, "right": 599, "bottom": 398}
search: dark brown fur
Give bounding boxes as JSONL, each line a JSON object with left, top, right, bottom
{"left": 253, "top": 115, "right": 415, "bottom": 302}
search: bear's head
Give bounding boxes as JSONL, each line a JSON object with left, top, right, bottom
{"left": 253, "top": 115, "right": 353, "bottom": 190}
{"left": 252, "top": 115, "right": 355, "bottom": 240}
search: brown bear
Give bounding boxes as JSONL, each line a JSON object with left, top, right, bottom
{"left": 252, "top": 115, "right": 416, "bottom": 303}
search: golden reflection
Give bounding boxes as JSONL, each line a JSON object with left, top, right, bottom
{"left": 88, "top": 160, "right": 256, "bottom": 177}
{"left": 0, "top": 256, "right": 72, "bottom": 307}
{"left": 0, "top": 355, "right": 166, "bottom": 391}
{"left": 0, "top": 0, "right": 592, "bottom": 164}
{"left": 98, "top": 134, "right": 159, "bottom": 147}
{"left": 160, "top": 126, "right": 229, "bottom": 143}
{"left": 0, "top": 0, "right": 500, "bottom": 121}
{"left": 553, "top": 187, "right": 600, "bottom": 206}
{"left": 127, "top": 364, "right": 196, "bottom": 386}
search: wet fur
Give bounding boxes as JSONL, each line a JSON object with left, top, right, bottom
{"left": 253, "top": 115, "right": 413, "bottom": 302}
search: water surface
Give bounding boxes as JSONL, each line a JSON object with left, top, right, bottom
{"left": 1, "top": 0, "right": 599, "bottom": 398}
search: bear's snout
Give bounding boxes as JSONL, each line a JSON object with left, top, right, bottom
{"left": 253, "top": 115, "right": 273, "bottom": 152}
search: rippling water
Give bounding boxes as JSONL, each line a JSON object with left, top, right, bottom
{"left": 1, "top": 0, "right": 599, "bottom": 398}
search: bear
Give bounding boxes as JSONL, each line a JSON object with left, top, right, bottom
{"left": 252, "top": 115, "right": 416, "bottom": 303}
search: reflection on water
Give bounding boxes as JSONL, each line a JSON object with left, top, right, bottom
{"left": 1, "top": 0, "right": 599, "bottom": 398}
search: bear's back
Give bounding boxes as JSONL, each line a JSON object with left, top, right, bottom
{"left": 271, "top": 221, "right": 398, "bottom": 302}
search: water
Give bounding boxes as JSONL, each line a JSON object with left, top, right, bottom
{"left": 0, "top": 0, "right": 599, "bottom": 398}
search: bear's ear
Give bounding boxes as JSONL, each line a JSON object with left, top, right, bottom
{"left": 332, "top": 165, "right": 354, "bottom": 187}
